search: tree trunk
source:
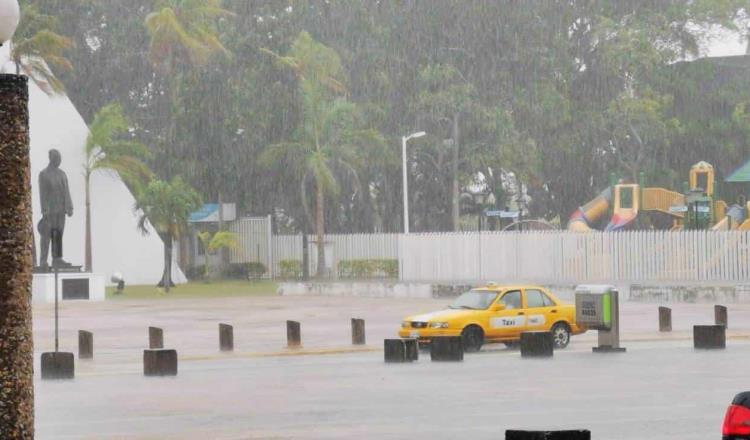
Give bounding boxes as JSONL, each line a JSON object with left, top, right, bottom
{"left": 218, "top": 191, "right": 229, "bottom": 274}
{"left": 85, "top": 173, "right": 92, "bottom": 272}
{"left": 158, "top": 233, "right": 175, "bottom": 292}
{"left": 315, "top": 183, "right": 326, "bottom": 278}
{"left": 203, "top": 244, "right": 209, "bottom": 280}
{"left": 451, "top": 112, "right": 461, "bottom": 231}
{"left": 0, "top": 74, "right": 34, "bottom": 437}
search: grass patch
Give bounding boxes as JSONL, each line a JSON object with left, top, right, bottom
{"left": 106, "top": 280, "right": 278, "bottom": 300}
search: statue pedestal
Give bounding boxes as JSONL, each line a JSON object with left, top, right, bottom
{"left": 32, "top": 272, "right": 106, "bottom": 304}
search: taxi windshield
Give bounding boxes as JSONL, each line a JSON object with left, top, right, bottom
{"left": 449, "top": 290, "right": 498, "bottom": 310}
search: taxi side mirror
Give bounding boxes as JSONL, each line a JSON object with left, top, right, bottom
{"left": 490, "top": 303, "right": 506, "bottom": 312}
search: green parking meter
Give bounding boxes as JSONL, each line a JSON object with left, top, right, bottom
{"left": 575, "top": 285, "right": 626, "bottom": 353}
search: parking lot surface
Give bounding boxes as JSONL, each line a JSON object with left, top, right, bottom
{"left": 34, "top": 295, "right": 750, "bottom": 439}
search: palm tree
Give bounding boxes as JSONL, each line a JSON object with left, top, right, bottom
{"left": 84, "top": 103, "right": 153, "bottom": 272}
{"left": 196, "top": 230, "right": 238, "bottom": 280}
{"left": 144, "top": 0, "right": 232, "bottom": 278}
{"left": 145, "top": 0, "right": 232, "bottom": 73}
{"left": 10, "top": 3, "right": 73, "bottom": 94}
{"left": 262, "top": 32, "right": 385, "bottom": 277}
{"left": 136, "top": 177, "right": 201, "bottom": 292}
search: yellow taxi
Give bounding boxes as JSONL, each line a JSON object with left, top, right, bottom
{"left": 397, "top": 284, "right": 586, "bottom": 352}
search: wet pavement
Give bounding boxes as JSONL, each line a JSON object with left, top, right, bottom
{"left": 33, "top": 295, "right": 750, "bottom": 439}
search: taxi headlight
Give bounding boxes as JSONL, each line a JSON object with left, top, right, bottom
{"left": 430, "top": 322, "right": 449, "bottom": 329}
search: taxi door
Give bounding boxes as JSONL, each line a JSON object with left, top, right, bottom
{"left": 523, "top": 288, "right": 557, "bottom": 331}
{"left": 486, "top": 290, "right": 526, "bottom": 340}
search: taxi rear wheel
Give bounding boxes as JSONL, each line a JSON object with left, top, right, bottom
{"left": 552, "top": 322, "right": 571, "bottom": 349}
{"left": 461, "top": 326, "right": 484, "bottom": 352}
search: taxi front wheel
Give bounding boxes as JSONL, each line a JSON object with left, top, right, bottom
{"left": 461, "top": 326, "right": 484, "bottom": 352}
{"left": 552, "top": 322, "right": 571, "bottom": 349}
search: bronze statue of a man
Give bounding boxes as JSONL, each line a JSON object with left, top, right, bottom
{"left": 38, "top": 149, "right": 73, "bottom": 268}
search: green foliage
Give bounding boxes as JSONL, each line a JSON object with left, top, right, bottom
{"left": 136, "top": 176, "right": 202, "bottom": 239}
{"left": 278, "top": 259, "right": 303, "bottom": 279}
{"left": 84, "top": 102, "right": 153, "bottom": 270}
{"left": 262, "top": 31, "right": 386, "bottom": 272}
{"left": 186, "top": 262, "right": 266, "bottom": 281}
{"left": 246, "top": 262, "right": 267, "bottom": 280}
{"left": 38, "top": 1, "right": 750, "bottom": 231}
{"left": 337, "top": 259, "right": 399, "bottom": 279}
{"left": 196, "top": 230, "right": 239, "bottom": 279}
{"left": 135, "top": 176, "right": 201, "bottom": 290}
{"left": 86, "top": 103, "right": 152, "bottom": 193}
{"left": 145, "top": 0, "right": 232, "bottom": 72}
{"left": 11, "top": 1, "right": 74, "bottom": 94}
{"left": 197, "top": 230, "right": 238, "bottom": 254}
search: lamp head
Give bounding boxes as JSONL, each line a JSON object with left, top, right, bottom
{"left": 0, "top": 0, "right": 20, "bottom": 47}
{"left": 405, "top": 131, "right": 427, "bottom": 142}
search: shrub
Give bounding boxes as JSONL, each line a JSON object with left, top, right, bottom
{"left": 185, "top": 265, "right": 205, "bottom": 281}
{"left": 279, "top": 259, "right": 303, "bottom": 279}
{"left": 337, "top": 259, "right": 398, "bottom": 279}
{"left": 223, "top": 263, "right": 249, "bottom": 280}
{"left": 247, "top": 262, "right": 267, "bottom": 279}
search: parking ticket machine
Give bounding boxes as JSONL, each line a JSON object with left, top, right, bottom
{"left": 575, "top": 285, "right": 626, "bottom": 352}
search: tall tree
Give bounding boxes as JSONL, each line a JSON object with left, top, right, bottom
{"left": 144, "top": 0, "right": 232, "bottom": 177}
{"left": 263, "top": 31, "right": 385, "bottom": 275}
{"left": 84, "top": 103, "right": 152, "bottom": 272}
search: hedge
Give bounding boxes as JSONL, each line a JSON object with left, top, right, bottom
{"left": 279, "top": 259, "right": 303, "bottom": 279}
{"left": 337, "top": 259, "right": 398, "bottom": 279}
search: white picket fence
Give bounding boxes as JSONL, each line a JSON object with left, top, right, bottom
{"left": 400, "top": 230, "right": 750, "bottom": 283}
{"left": 229, "top": 217, "right": 273, "bottom": 274}
{"left": 227, "top": 223, "right": 750, "bottom": 283}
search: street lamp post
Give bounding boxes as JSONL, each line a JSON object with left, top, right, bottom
{"left": 471, "top": 190, "right": 495, "bottom": 281}
{"left": 0, "top": 1, "right": 34, "bottom": 436}
{"left": 401, "top": 131, "right": 425, "bottom": 234}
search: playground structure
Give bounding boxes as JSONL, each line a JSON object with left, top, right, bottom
{"left": 568, "top": 161, "right": 750, "bottom": 232}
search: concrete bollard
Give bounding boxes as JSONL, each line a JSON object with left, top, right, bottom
{"left": 430, "top": 336, "right": 464, "bottom": 361}
{"left": 403, "top": 338, "right": 419, "bottom": 361}
{"left": 658, "top": 306, "right": 672, "bottom": 332}
{"left": 219, "top": 323, "right": 234, "bottom": 352}
{"left": 715, "top": 305, "right": 728, "bottom": 328}
{"left": 287, "top": 320, "right": 301, "bottom": 348}
{"left": 351, "top": 318, "right": 366, "bottom": 345}
{"left": 506, "top": 430, "right": 591, "bottom": 440}
{"left": 149, "top": 326, "right": 164, "bottom": 349}
{"left": 693, "top": 325, "right": 726, "bottom": 349}
{"left": 41, "top": 352, "right": 75, "bottom": 380}
{"left": 384, "top": 339, "right": 410, "bottom": 362}
{"left": 78, "top": 330, "right": 93, "bottom": 359}
{"left": 520, "top": 331, "right": 554, "bottom": 358}
{"left": 143, "top": 349, "right": 178, "bottom": 376}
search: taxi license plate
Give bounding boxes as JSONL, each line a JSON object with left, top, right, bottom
{"left": 409, "top": 331, "right": 419, "bottom": 338}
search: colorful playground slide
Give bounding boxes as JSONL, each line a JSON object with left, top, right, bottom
{"left": 605, "top": 184, "right": 639, "bottom": 231}
{"left": 568, "top": 185, "right": 641, "bottom": 232}
{"left": 568, "top": 187, "right": 612, "bottom": 232}
{"left": 605, "top": 210, "right": 638, "bottom": 231}
{"left": 711, "top": 204, "right": 750, "bottom": 231}
{"left": 568, "top": 162, "right": 750, "bottom": 232}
